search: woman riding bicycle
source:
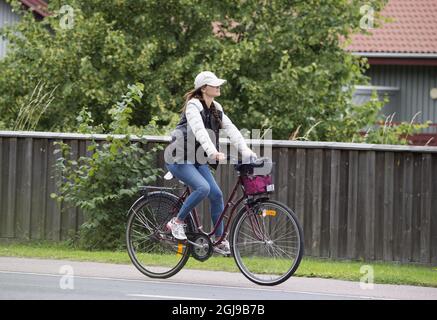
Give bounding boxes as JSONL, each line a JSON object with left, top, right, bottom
{"left": 164, "top": 71, "right": 257, "bottom": 254}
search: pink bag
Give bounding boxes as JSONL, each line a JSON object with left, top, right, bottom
{"left": 241, "top": 174, "right": 274, "bottom": 195}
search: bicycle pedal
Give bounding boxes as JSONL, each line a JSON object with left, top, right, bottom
{"left": 213, "top": 248, "right": 232, "bottom": 257}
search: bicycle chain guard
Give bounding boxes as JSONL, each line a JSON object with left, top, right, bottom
{"left": 186, "top": 233, "right": 213, "bottom": 262}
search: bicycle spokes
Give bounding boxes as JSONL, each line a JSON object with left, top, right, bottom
{"left": 246, "top": 207, "right": 266, "bottom": 241}
{"left": 232, "top": 201, "right": 303, "bottom": 285}
{"left": 126, "top": 194, "right": 191, "bottom": 278}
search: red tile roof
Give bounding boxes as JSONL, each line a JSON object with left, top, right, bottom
{"left": 20, "top": 0, "right": 49, "bottom": 18}
{"left": 347, "top": 0, "right": 437, "bottom": 54}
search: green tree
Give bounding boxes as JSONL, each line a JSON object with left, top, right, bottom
{"left": 211, "top": 0, "right": 390, "bottom": 141}
{"left": 0, "top": 0, "right": 390, "bottom": 141}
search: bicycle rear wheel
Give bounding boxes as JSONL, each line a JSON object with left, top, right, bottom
{"left": 126, "top": 192, "right": 193, "bottom": 279}
{"left": 231, "top": 199, "right": 304, "bottom": 286}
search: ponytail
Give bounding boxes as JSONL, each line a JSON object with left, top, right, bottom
{"left": 180, "top": 86, "right": 223, "bottom": 129}
{"left": 209, "top": 102, "right": 223, "bottom": 129}
{"left": 180, "top": 87, "right": 203, "bottom": 112}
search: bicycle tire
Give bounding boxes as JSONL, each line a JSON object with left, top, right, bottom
{"left": 126, "top": 191, "right": 194, "bottom": 279}
{"left": 230, "top": 199, "right": 304, "bottom": 286}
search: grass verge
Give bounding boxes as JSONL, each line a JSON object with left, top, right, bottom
{"left": 0, "top": 241, "right": 436, "bottom": 287}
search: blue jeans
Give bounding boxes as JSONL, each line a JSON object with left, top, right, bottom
{"left": 165, "top": 163, "right": 224, "bottom": 237}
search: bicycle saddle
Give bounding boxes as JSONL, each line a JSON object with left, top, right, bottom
{"left": 164, "top": 171, "right": 174, "bottom": 180}
{"left": 164, "top": 171, "right": 186, "bottom": 186}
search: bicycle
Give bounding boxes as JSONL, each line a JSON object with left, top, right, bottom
{"left": 126, "top": 156, "right": 304, "bottom": 286}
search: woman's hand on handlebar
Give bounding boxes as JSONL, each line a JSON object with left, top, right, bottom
{"left": 213, "top": 152, "right": 226, "bottom": 161}
{"left": 242, "top": 149, "right": 257, "bottom": 163}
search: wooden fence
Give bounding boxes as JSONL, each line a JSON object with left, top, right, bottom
{"left": 1, "top": 131, "right": 436, "bottom": 265}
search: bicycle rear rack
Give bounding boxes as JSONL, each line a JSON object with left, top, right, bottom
{"left": 139, "top": 185, "right": 185, "bottom": 196}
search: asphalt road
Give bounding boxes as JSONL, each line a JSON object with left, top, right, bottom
{"left": 0, "top": 257, "right": 436, "bottom": 300}
{"left": 0, "top": 271, "right": 361, "bottom": 300}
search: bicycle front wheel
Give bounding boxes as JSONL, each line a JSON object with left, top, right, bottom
{"left": 231, "top": 199, "right": 304, "bottom": 286}
{"left": 126, "top": 192, "right": 192, "bottom": 279}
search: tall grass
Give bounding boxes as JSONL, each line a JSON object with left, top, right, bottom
{"left": 13, "top": 81, "right": 58, "bottom": 131}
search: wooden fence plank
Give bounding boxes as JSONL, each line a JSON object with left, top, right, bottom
{"left": 364, "top": 151, "right": 376, "bottom": 261}
{"left": 347, "top": 150, "right": 359, "bottom": 259}
{"left": 320, "top": 150, "right": 331, "bottom": 258}
{"left": 392, "top": 153, "right": 402, "bottom": 262}
{"left": 303, "top": 149, "right": 314, "bottom": 255}
{"left": 30, "top": 139, "right": 41, "bottom": 240}
{"left": 412, "top": 154, "right": 422, "bottom": 263}
{"left": 62, "top": 139, "right": 79, "bottom": 240}
{"left": 46, "top": 139, "right": 61, "bottom": 241}
{"left": 30, "top": 139, "right": 48, "bottom": 240}
{"left": 1, "top": 138, "right": 10, "bottom": 237}
{"left": 41, "top": 138, "right": 49, "bottom": 240}
{"left": 430, "top": 156, "right": 437, "bottom": 265}
{"left": 85, "top": 139, "right": 94, "bottom": 158}
{"left": 19, "top": 138, "right": 33, "bottom": 239}
{"left": 356, "top": 152, "right": 367, "bottom": 260}
{"left": 24, "top": 138, "right": 33, "bottom": 239}
{"left": 15, "top": 139, "right": 26, "bottom": 238}
{"left": 329, "top": 150, "right": 341, "bottom": 259}
{"left": 0, "top": 138, "right": 3, "bottom": 237}
{"left": 295, "top": 149, "right": 306, "bottom": 238}
{"left": 287, "top": 149, "right": 296, "bottom": 211}
{"left": 374, "top": 152, "right": 385, "bottom": 261}
{"left": 77, "top": 140, "right": 87, "bottom": 228}
{"left": 278, "top": 148, "right": 289, "bottom": 205}
{"left": 401, "top": 153, "right": 413, "bottom": 263}
{"left": 420, "top": 154, "right": 432, "bottom": 264}
{"left": 383, "top": 152, "right": 394, "bottom": 262}
{"left": 311, "top": 149, "right": 323, "bottom": 256}
{"left": 5, "top": 138, "right": 17, "bottom": 238}
{"left": 339, "top": 151, "right": 349, "bottom": 258}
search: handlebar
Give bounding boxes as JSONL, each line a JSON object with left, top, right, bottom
{"left": 225, "top": 155, "right": 270, "bottom": 167}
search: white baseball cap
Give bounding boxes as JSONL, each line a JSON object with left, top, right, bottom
{"left": 194, "top": 71, "right": 227, "bottom": 90}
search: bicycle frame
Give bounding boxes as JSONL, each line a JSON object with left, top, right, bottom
{"left": 176, "top": 176, "right": 266, "bottom": 246}
{"left": 128, "top": 157, "right": 304, "bottom": 285}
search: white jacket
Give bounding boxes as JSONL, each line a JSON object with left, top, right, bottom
{"left": 185, "top": 98, "right": 252, "bottom": 157}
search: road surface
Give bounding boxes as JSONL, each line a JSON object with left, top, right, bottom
{"left": 0, "top": 257, "right": 436, "bottom": 300}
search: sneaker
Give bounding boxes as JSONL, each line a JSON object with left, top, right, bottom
{"left": 166, "top": 217, "right": 187, "bottom": 240}
{"left": 213, "top": 239, "right": 231, "bottom": 256}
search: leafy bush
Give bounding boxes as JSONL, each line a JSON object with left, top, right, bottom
{"left": 359, "top": 112, "right": 431, "bottom": 145}
{"left": 51, "top": 84, "right": 163, "bottom": 250}
{"left": 288, "top": 91, "right": 431, "bottom": 145}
